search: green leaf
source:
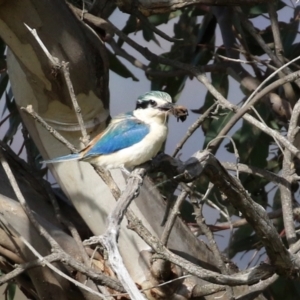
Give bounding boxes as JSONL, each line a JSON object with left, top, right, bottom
{"left": 0, "top": 36, "right": 6, "bottom": 59}
{"left": 226, "top": 103, "right": 272, "bottom": 167}
{"left": 107, "top": 49, "right": 138, "bottom": 81}
{"left": 3, "top": 94, "right": 21, "bottom": 144}
{"left": 282, "top": 7, "right": 300, "bottom": 55}
{"left": 241, "top": 25, "right": 275, "bottom": 56}
{"left": 7, "top": 283, "right": 16, "bottom": 300}
{"left": 226, "top": 224, "right": 259, "bottom": 259}
{"left": 247, "top": 1, "right": 285, "bottom": 18}
{"left": 0, "top": 73, "right": 9, "bottom": 107}
{"left": 269, "top": 277, "right": 300, "bottom": 300}
{"left": 202, "top": 109, "right": 233, "bottom": 147}
{"left": 148, "top": 12, "right": 172, "bottom": 26}
{"left": 142, "top": 24, "right": 160, "bottom": 45}
{"left": 285, "top": 42, "right": 300, "bottom": 61}
{"left": 149, "top": 10, "right": 215, "bottom": 100}
{"left": 201, "top": 62, "right": 229, "bottom": 147}
{"left": 118, "top": 11, "right": 181, "bottom": 47}
{"left": 117, "top": 15, "right": 137, "bottom": 47}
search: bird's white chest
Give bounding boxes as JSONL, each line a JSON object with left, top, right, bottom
{"left": 90, "top": 122, "right": 168, "bottom": 169}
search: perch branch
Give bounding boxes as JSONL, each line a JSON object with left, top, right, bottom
{"left": 86, "top": 167, "right": 149, "bottom": 300}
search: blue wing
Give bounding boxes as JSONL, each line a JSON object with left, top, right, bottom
{"left": 43, "top": 153, "right": 81, "bottom": 164}
{"left": 83, "top": 116, "right": 150, "bottom": 158}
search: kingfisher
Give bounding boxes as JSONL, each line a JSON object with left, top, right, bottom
{"left": 43, "top": 91, "right": 184, "bottom": 170}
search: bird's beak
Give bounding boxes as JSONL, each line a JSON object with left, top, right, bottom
{"left": 157, "top": 102, "right": 174, "bottom": 112}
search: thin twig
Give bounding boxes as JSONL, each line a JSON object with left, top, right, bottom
{"left": 172, "top": 102, "right": 217, "bottom": 157}
{"left": 61, "top": 61, "right": 90, "bottom": 146}
{"left": 24, "top": 23, "right": 60, "bottom": 67}
{"left": 243, "top": 55, "right": 300, "bottom": 108}
{"left": 160, "top": 187, "right": 190, "bottom": 246}
{"left": 208, "top": 69, "right": 300, "bottom": 153}
{"left": 267, "top": 3, "right": 285, "bottom": 63}
{"left": 21, "top": 105, "right": 78, "bottom": 153}
{"left": 25, "top": 22, "right": 91, "bottom": 146}
{"left": 222, "top": 162, "right": 287, "bottom": 186}
{"left": 93, "top": 165, "right": 122, "bottom": 199}
{"left": 191, "top": 195, "right": 234, "bottom": 300}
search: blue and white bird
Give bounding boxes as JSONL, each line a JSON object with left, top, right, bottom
{"left": 44, "top": 91, "right": 176, "bottom": 170}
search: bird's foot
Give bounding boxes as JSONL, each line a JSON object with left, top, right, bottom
{"left": 120, "top": 167, "right": 144, "bottom": 183}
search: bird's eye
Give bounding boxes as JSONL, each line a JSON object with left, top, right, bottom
{"left": 149, "top": 100, "right": 157, "bottom": 107}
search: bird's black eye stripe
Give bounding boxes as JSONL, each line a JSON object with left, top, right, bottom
{"left": 136, "top": 99, "right": 157, "bottom": 109}
{"left": 136, "top": 100, "right": 148, "bottom": 109}
{"left": 149, "top": 100, "right": 157, "bottom": 107}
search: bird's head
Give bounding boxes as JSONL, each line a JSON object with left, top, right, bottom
{"left": 135, "top": 91, "right": 174, "bottom": 123}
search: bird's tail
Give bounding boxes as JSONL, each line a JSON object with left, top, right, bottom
{"left": 43, "top": 153, "right": 81, "bottom": 164}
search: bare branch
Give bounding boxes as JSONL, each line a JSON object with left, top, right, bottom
{"left": 86, "top": 167, "right": 149, "bottom": 300}
{"left": 278, "top": 99, "right": 300, "bottom": 246}
{"left": 21, "top": 105, "right": 78, "bottom": 153}
{"left": 24, "top": 23, "right": 60, "bottom": 67}
{"left": 191, "top": 194, "right": 234, "bottom": 299}
{"left": 157, "top": 151, "right": 300, "bottom": 275}
{"left": 222, "top": 162, "right": 287, "bottom": 186}
{"left": 61, "top": 61, "right": 90, "bottom": 145}
{"left": 160, "top": 186, "right": 190, "bottom": 245}
{"left": 24, "top": 24, "right": 90, "bottom": 146}
{"left": 267, "top": 3, "right": 284, "bottom": 63}
{"left": 127, "top": 212, "right": 275, "bottom": 285}
{"left": 117, "top": 0, "right": 274, "bottom": 16}
{"left": 234, "top": 6, "right": 300, "bottom": 92}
